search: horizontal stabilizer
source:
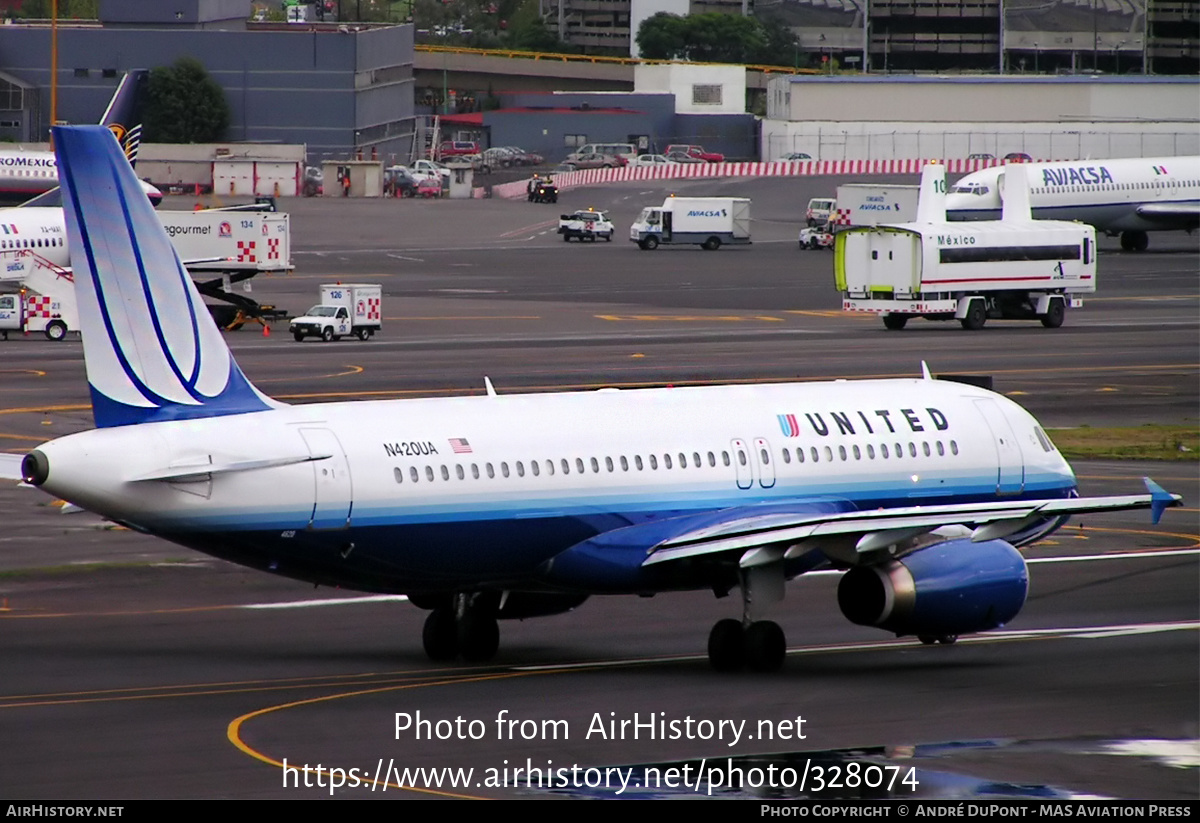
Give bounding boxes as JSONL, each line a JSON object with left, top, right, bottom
{"left": 0, "top": 453, "right": 24, "bottom": 481}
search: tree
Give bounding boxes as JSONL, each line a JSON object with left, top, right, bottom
{"left": 143, "top": 57, "right": 230, "bottom": 144}
{"left": 636, "top": 12, "right": 800, "bottom": 66}
{"left": 636, "top": 12, "right": 690, "bottom": 60}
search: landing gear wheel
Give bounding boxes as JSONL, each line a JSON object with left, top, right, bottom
{"left": 707, "top": 619, "right": 745, "bottom": 672}
{"left": 744, "top": 621, "right": 786, "bottom": 672}
{"left": 293, "top": 332, "right": 304, "bottom": 342}
{"left": 1040, "top": 298, "right": 1065, "bottom": 328}
{"left": 938, "top": 635, "right": 958, "bottom": 645}
{"left": 457, "top": 613, "right": 500, "bottom": 663}
{"left": 642, "top": 235, "right": 659, "bottom": 250}
{"left": 44, "top": 320, "right": 67, "bottom": 341}
{"left": 918, "top": 635, "right": 938, "bottom": 645}
{"left": 321, "top": 326, "right": 335, "bottom": 342}
{"left": 356, "top": 327, "right": 372, "bottom": 341}
{"left": 883, "top": 314, "right": 908, "bottom": 330}
{"left": 701, "top": 237, "right": 721, "bottom": 251}
{"left": 422, "top": 608, "right": 458, "bottom": 661}
{"left": 960, "top": 300, "right": 987, "bottom": 330}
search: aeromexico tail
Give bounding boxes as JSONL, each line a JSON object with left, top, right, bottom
{"left": 946, "top": 155, "right": 1200, "bottom": 252}
{"left": 0, "top": 69, "right": 156, "bottom": 207}
{"left": 15, "top": 126, "right": 1181, "bottom": 672}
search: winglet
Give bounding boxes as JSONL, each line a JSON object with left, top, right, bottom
{"left": 484, "top": 376, "right": 497, "bottom": 397}
{"left": 920, "top": 361, "right": 932, "bottom": 380}
{"left": 55, "top": 125, "right": 279, "bottom": 428}
{"left": 1143, "top": 477, "right": 1181, "bottom": 525}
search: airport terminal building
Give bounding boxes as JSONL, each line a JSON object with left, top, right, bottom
{"left": 0, "top": 2, "right": 416, "bottom": 164}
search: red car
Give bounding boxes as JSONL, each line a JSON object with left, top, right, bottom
{"left": 437, "top": 140, "right": 480, "bottom": 159}
{"left": 664, "top": 144, "right": 725, "bottom": 163}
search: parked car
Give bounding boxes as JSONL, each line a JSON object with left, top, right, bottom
{"left": 384, "top": 166, "right": 418, "bottom": 197}
{"left": 781, "top": 152, "right": 813, "bottom": 161}
{"left": 664, "top": 144, "right": 725, "bottom": 163}
{"left": 563, "top": 150, "right": 626, "bottom": 170}
{"left": 417, "top": 177, "right": 442, "bottom": 198}
{"left": 437, "top": 140, "right": 479, "bottom": 159}
{"left": 664, "top": 150, "right": 705, "bottom": 165}
{"left": 967, "top": 153, "right": 995, "bottom": 161}
{"left": 1004, "top": 152, "right": 1033, "bottom": 163}
{"left": 631, "top": 154, "right": 677, "bottom": 168}
{"left": 302, "top": 166, "right": 323, "bottom": 197}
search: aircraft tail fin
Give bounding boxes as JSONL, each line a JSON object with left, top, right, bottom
{"left": 99, "top": 69, "right": 148, "bottom": 166}
{"left": 54, "top": 125, "right": 280, "bottom": 429}
{"left": 1000, "top": 162, "right": 1033, "bottom": 222}
{"left": 915, "top": 161, "right": 947, "bottom": 223}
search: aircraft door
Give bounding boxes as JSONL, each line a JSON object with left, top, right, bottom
{"left": 299, "top": 428, "right": 354, "bottom": 529}
{"left": 753, "top": 437, "right": 776, "bottom": 488}
{"left": 731, "top": 439, "right": 752, "bottom": 489}
{"left": 972, "top": 399, "right": 1025, "bottom": 494}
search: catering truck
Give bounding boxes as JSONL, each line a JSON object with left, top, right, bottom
{"left": 630, "top": 196, "right": 751, "bottom": 250}
{"left": 837, "top": 163, "right": 1094, "bottom": 330}
{"left": 0, "top": 255, "right": 77, "bottom": 340}
{"left": 290, "top": 283, "right": 382, "bottom": 341}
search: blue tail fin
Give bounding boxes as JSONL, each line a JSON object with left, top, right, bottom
{"left": 54, "top": 125, "right": 279, "bottom": 428}
{"left": 99, "top": 69, "right": 148, "bottom": 166}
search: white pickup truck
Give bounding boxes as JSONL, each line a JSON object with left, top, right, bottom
{"left": 558, "top": 209, "right": 615, "bottom": 242}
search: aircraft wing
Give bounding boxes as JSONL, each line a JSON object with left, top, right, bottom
{"left": 1136, "top": 201, "right": 1200, "bottom": 221}
{"left": 643, "top": 479, "right": 1180, "bottom": 567}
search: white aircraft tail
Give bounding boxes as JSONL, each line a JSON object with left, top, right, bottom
{"left": 915, "top": 162, "right": 947, "bottom": 223}
{"left": 54, "top": 125, "right": 279, "bottom": 428}
{"left": 1000, "top": 163, "right": 1033, "bottom": 222}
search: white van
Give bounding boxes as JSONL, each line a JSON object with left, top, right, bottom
{"left": 806, "top": 197, "right": 836, "bottom": 227}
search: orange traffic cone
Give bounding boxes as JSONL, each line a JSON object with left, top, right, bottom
{"left": 262, "top": 322, "right": 270, "bottom": 337}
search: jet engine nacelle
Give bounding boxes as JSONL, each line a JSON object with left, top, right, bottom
{"left": 836, "top": 538, "right": 1027, "bottom": 637}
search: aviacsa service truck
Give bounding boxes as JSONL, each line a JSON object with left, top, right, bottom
{"left": 630, "top": 196, "right": 751, "bottom": 250}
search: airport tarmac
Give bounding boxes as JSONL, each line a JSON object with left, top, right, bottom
{"left": 1, "top": 176, "right": 1197, "bottom": 799}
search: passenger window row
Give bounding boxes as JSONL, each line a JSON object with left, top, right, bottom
{"left": 780, "top": 439, "right": 959, "bottom": 464}
{"left": 394, "top": 449, "right": 736, "bottom": 485}
{"left": 391, "top": 439, "right": 960, "bottom": 485}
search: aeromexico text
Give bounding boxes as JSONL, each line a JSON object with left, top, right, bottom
{"left": 383, "top": 407, "right": 951, "bottom": 456}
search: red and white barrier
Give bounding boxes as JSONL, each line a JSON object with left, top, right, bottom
{"left": 476, "top": 157, "right": 1013, "bottom": 200}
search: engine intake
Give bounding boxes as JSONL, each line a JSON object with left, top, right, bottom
{"left": 837, "top": 538, "right": 1028, "bottom": 637}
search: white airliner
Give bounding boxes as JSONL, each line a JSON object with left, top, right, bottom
{"left": 0, "top": 70, "right": 160, "bottom": 207}
{"left": 946, "top": 156, "right": 1200, "bottom": 251}
{"left": 8, "top": 126, "right": 1181, "bottom": 672}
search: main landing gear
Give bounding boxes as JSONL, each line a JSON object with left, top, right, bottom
{"left": 707, "top": 563, "right": 788, "bottom": 673}
{"left": 422, "top": 593, "right": 500, "bottom": 663}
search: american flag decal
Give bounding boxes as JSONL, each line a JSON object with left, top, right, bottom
{"left": 449, "top": 438, "right": 473, "bottom": 454}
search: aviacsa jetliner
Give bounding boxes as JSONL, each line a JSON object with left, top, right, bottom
{"left": 946, "top": 155, "right": 1200, "bottom": 252}
{"left": 11, "top": 126, "right": 1181, "bottom": 672}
